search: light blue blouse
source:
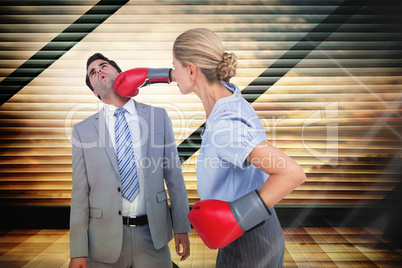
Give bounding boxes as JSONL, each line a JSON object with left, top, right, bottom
{"left": 196, "top": 82, "right": 269, "bottom": 202}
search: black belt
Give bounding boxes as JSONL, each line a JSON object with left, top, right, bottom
{"left": 122, "top": 215, "right": 148, "bottom": 227}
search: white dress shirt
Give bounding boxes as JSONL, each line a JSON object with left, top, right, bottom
{"left": 103, "top": 98, "right": 147, "bottom": 217}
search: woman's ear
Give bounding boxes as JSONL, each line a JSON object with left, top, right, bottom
{"left": 188, "top": 62, "right": 197, "bottom": 79}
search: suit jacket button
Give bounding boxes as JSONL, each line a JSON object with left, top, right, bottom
{"left": 118, "top": 210, "right": 122, "bottom": 215}
{"left": 117, "top": 187, "right": 121, "bottom": 192}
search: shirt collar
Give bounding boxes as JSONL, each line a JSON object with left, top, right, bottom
{"left": 221, "top": 81, "right": 240, "bottom": 96}
{"left": 104, "top": 98, "right": 137, "bottom": 118}
{"left": 205, "top": 82, "right": 240, "bottom": 131}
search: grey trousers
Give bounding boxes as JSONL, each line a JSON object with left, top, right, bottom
{"left": 87, "top": 224, "right": 172, "bottom": 268}
{"left": 216, "top": 207, "right": 285, "bottom": 268}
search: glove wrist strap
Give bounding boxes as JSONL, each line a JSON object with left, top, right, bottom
{"left": 147, "top": 68, "right": 172, "bottom": 83}
{"left": 228, "top": 190, "right": 271, "bottom": 232}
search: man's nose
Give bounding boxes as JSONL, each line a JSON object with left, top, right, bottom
{"left": 97, "top": 69, "right": 102, "bottom": 74}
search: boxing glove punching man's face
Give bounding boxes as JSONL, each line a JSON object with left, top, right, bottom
{"left": 87, "top": 59, "right": 120, "bottom": 100}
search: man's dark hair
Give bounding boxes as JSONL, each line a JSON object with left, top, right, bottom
{"left": 85, "top": 53, "right": 122, "bottom": 99}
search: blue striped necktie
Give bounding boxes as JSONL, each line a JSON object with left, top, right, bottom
{"left": 114, "top": 108, "right": 139, "bottom": 201}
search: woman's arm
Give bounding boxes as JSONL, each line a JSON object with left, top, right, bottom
{"left": 247, "top": 141, "right": 306, "bottom": 208}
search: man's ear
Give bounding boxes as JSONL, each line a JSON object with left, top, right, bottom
{"left": 93, "top": 91, "right": 101, "bottom": 100}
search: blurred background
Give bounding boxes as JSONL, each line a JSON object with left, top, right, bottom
{"left": 0, "top": 0, "right": 401, "bottom": 265}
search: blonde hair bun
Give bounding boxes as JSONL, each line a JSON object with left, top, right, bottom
{"left": 217, "top": 52, "right": 237, "bottom": 82}
{"left": 173, "top": 28, "right": 238, "bottom": 83}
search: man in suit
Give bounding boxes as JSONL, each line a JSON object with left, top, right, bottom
{"left": 69, "top": 53, "right": 191, "bottom": 267}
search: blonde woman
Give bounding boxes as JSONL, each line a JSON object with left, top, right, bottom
{"left": 172, "top": 28, "right": 306, "bottom": 268}
{"left": 114, "top": 28, "right": 306, "bottom": 267}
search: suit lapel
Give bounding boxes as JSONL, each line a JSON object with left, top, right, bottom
{"left": 94, "top": 108, "right": 119, "bottom": 176}
{"left": 134, "top": 101, "right": 149, "bottom": 163}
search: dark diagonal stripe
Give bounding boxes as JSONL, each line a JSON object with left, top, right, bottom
{"left": 177, "top": 0, "right": 365, "bottom": 164}
{"left": 0, "top": 0, "right": 129, "bottom": 106}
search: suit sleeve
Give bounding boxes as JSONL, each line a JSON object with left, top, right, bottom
{"left": 162, "top": 109, "right": 191, "bottom": 234}
{"left": 69, "top": 125, "right": 90, "bottom": 258}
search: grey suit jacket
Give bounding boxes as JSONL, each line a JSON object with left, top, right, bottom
{"left": 69, "top": 101, "right": 191, "bottom": 263}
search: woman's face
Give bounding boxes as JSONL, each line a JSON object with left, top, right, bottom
{"left": 172, "top": 53, "right": 193, "bottom": 95}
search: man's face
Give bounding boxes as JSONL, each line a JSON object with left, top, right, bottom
{"left": 87, "top": 59, "right": 119, "bottom": 99}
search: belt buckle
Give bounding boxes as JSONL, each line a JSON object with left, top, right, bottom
{"left": 127, "top": 216, "right": 137, "bottom": 227}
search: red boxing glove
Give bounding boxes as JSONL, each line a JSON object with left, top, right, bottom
{"left": 188, "top": 200, "right": 243, "bottom": 249}
{"left": 114, "top": 68, "right": 172, "bottom": 97}
{"left": 188, "top": 190, "right": 271, "bottom": 249}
